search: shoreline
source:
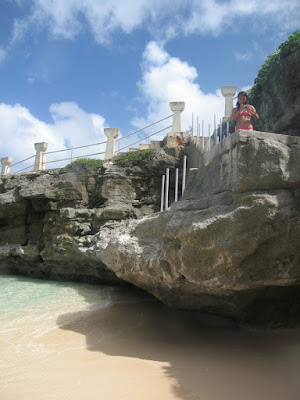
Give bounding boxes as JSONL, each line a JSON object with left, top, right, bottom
{"left": 1, "top": 297, "right": 300, "bottom": 400}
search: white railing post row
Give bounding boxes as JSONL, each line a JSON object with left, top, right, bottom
{"left": 175, "top": 168, "right": 179, "bottom": 202}
{"left": 34, "top": 142, "right": 48, "bottom": 172}
{"left": 182, "top": 155, "right": 187, "bottom": 195}
{"left": 221, "top": 86, "right": 237, "bottom": 121}
{"left": 202, "top": 120, "right": 205, "bottom": 149}
{"left": 165, "top": 168, "right": 170, "bottom": 210}
{"left": 1, "top": 157, "right": 12, "bottom": 175}
{"left": 160, "top": 175, "right": 165, "bottom": 212}
{"left": 104, "top": 128, "right": 120, "bottom": 160}
{"left": 170, "top": 102, "right": 185, "bottom": 134}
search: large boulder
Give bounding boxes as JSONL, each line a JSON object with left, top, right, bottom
{"left": 87, "top": 131, "right": 300, "bottom": 324}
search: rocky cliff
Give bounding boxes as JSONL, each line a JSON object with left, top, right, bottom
{"left": 249, "top": 31, "right": 300, "bottom": 136}
{"left": 1, "top": 131, "right": 300, "bottom": 325}
{"left": 0, "top": 148, "right": 182, "bottom": 283}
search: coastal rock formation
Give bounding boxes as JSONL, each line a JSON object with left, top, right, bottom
{"left": 0, "top": 149, "right": 180, "bottom": 283}
{"left": 86, "top": 131, "right": 300, "bottom": 324}
{"left": 250, "top": 35, "right": 300, "bottom": 136}
{"left": 1, "top": 131, "right": 299, "bottom": 324}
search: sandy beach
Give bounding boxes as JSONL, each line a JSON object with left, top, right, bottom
{"left": 1, "top": 294, "right": 300, "bottom": 400}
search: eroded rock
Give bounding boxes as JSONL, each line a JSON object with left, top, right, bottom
{"left": 88, "top": 131, "right": 300, "bottom": 324}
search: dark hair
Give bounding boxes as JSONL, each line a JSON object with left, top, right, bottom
{"left": 236, "top": 91, "right": 248, "bottom": 109}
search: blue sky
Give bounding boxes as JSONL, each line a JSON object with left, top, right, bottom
{"left": 0, "top": 0, "right": 299, "bottom": 171}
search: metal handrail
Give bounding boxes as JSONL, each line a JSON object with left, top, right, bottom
{"left": 44, "top": 151, "right": 106, "bottom": 165}
{"left": 116, "top": 114, "right": 173, "bottom": 142}
{"left": 43, "top": 115, "right": 173, "bottom": 155}
{"left": 14, "top": 164, "right": 35, "bottom": 174}
{"left": 45, "top": 140, "right": 107, "bottom": 155}
{"left": 6, "top": 114, "right": 173, "bottom": 173}
{"left": 11, "top": 155, "right": 35, "bottom": 168}
{"left": 118, "top": 125, "right": 172, "bottom": 152}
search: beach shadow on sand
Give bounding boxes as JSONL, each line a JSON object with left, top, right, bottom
{"left": 57, "top": 285, "right": 300, "bottom": 400}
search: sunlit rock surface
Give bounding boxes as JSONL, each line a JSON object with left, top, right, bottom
{"left": 0, "top": 149, "right": 179, "bottom": 283}
{"left": 90, "top": 131, "right": 300, "bottom": 324}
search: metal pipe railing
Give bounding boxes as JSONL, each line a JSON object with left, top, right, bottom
{"left": 45, "top": 140, "right": 107, "bottom": 155}
{"left": 3, "top": 114, "right": 174, "bottom": 175}
{"left": 118, "top": 125, "right": 172, "bottom": 153}
{"left": 116, "top": 114, "right": 173, "bottom": 143}
{"left": 44, "top": 151, "right": 106, "bottom": 166}
{"left": 10, "top": 155, "right": 35, "bottom": 168}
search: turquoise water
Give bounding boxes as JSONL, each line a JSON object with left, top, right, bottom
{"left": 0, "top": 273, "right": 152, "bottom": 387}
{"left": 0, "top": 274, "right": 147, "bottom": 336}
{"left": 0, "top": 273, "right": 152, "bottom": 363}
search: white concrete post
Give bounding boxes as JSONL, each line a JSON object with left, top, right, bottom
{"left": 104, "top": 128, "right": 120, "bottom": 160}
{"left": 34, "top": 142, "right": 48, "bottom": 172}
{"left": 220, "top": 118, "right": 222, "bottom": 140}
{"left": 207, "top": 125, "right": 211, "bottom": 150}
{"left": 165, "top": 168, "right": 169, "bottom": 210}
{"left": 175, "top": 168, "right": 179, "bottom": 202}
{"left": 160, "top": 175, "right": 165, "bottom": 212}
{"left": 170, "top": 102, "right": 185, "bottom": 134}
{"left": 182, "top": 155, "right": 187, "bottom": 195}
{"left": 1, "top": 157, "right": 12, "bottom": 175}
{"left": 221, "top": 86, "right": 237, "bottom": 121}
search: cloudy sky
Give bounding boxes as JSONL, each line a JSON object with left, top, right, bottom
{"left": 0, "top": 0, "right": 299, "bottom": 171}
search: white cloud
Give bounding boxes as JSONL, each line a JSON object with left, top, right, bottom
{"left": 142, "top": 41, "right": 169, "bottom": 66}
{"left": 234, "top": 51, "right": 253, "bottom": 62}
{"left": 0, "top": 102, "right": 107, "bottom": 172}
{"left": 131, "top": 41, "right": 226, "bottom": 139}
{"left": 10, "top": 0, "right": 300, "bottom": 44}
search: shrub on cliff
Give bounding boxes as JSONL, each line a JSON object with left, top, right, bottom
{"left": 113, "top": 149, "right": 156, "bottom": 167}
{"left": 66, "top": 158, "right": 103, "bottom": 169}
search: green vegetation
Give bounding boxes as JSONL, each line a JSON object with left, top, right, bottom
{"left": 248, "top": 30, "right": 300, "bottom": 101}
{"left": 113, "top": 149, "right": 156, "bottom": 166}
{"left": 66, "top": 158, "right": 103, "bottom": 169}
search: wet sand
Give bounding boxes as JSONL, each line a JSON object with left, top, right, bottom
{"left": 1, "top": 298, "right": 300, "bottom": 400}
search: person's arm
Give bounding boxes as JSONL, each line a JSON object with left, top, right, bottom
{"left": 229, "top": 107, "right": 238, "bottom": 121}
{"left": 250, "top": 105, "right": 259, "bottom": 119}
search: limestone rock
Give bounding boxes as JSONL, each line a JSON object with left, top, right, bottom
{"left": 93, "top": 131, "right": 300, "bottom": 324}
{"left": 0, "top": 150, "right": 182, "bottom": 283}
{"left": 250, "top": 45, "right": 300, "bottom": 136}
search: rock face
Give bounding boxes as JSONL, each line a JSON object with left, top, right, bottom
{"left": 86, "top": 131, "right": 300, "bottom": 324}
{"left": 1, "top": 131, "right": 299, "bottom": 324}
{"left": 0, "top": 149, "right": 181, "bottom": 283}
{"left": 250, "top": 43, "right": 300, "bottom": 136}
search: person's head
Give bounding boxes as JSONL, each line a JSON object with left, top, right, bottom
{"left": 236, "top": 91, "right": 248, "bottom": 108}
